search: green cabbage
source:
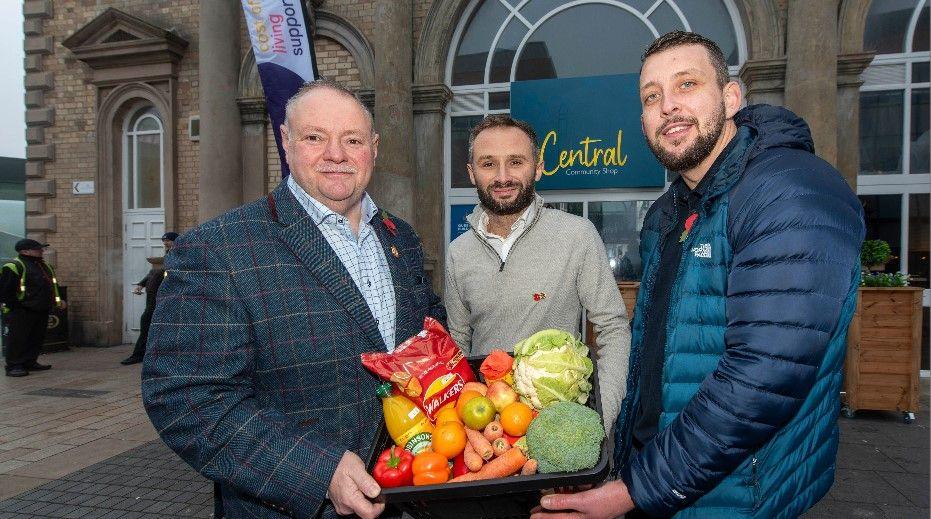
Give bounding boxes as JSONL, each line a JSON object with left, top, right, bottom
{"left": 512, "top": 329, "right": 594, "bottom": 410}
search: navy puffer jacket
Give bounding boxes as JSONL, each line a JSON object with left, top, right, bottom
{"left": 613, "top": 105, "right": 864, "bottom": 518}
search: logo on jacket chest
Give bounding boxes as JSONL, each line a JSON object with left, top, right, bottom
{"left": 691, "top": 243, "right": 712, "bottom": 259}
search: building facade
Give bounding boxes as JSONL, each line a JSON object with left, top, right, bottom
{"left": 20, "top": 0, "right": 930, "bottom": 347}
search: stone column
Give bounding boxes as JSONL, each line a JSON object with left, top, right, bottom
{"left": 836, "top": 53, "right": 875, "bottom": 190}
{"left": 238, "top": 97, "right": 269, "bottom": 202}
{"left": 739, "top": 58, "right": 786, "bottom": 106}
{"left": 413, "top": 84, "right": 452, "bottom": 292}
{"left": 370, "top": 0, "right": 415, "bottom": 223}
{"left": 784, "top": 1, "right": 838, "bottom": 166}
{"left": 198, "top": 0, "right": 242, "bottom": 221}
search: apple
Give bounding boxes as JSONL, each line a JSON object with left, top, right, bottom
{"left": 462, "top": 381, "right": 488, "bottom": 396}
{"left": 486, "top": 381, "right": 518, "bottom": 412}
{"left": 460, "top": 396, "right": 496, "bottom": 430}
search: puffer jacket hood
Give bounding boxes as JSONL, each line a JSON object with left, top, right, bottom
{"left": 735, "top": 104, "right": 814, "bottom": 157}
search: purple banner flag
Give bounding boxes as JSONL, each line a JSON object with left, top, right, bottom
{"left": 240, "top": 0, "right": 318, "bottom": 177}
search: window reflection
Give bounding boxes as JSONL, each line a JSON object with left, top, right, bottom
{"left": 911, "top": 88, "right": 929, "bottom": 174}
{"left": 860, "top": 91, "right": 904, "bottom": 175}
{"left": 588, "top": 201, "right": 652, "bottom": 281}
{"left": 451, "top": 116, "right": 483, "bottom": 188}
{"left": 860, "top": 194, "right": 903, "bottom": 273}
{"left": 864, "top": 0, "right": 917, "bottom": 54}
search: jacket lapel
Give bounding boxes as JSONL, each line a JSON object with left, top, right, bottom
{"left": 270, "top": 182, "right": 387, "bottom": 351}
{"left": 370, "top": 211, "right": 417, "bottom": 343}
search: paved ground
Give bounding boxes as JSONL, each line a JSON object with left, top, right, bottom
{"left": 0, "top": 345, "right": 926, "bottom": 518}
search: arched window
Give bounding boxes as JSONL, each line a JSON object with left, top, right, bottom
{"left": 444, "top": 0, "right": 746, "bottom": 281}
{"left": 858, "top": 0, "right": 929, "bottom": 299}
{"left": 123, "top": 107, "right": 164, "bottom": 209}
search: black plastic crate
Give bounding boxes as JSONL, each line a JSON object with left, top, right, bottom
{"left": 366, "top": 355, "right": 609, "bottom": 519}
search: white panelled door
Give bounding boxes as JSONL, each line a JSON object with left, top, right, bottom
{"left": 122, "top": 213, "right": 164, "bottom": 343}
{"left": 122, "top": 106, "right": 166, "bottom": 344}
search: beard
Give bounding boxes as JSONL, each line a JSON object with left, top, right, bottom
{"left": 477, "top": 179, "right": 536, "bottom": 216}
{"left": 647, "top": 103, "right": 726, "bottom": 172}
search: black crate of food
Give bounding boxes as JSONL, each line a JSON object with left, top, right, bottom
{"left": 365, "top": 355, "right": 610, "bottom": 519}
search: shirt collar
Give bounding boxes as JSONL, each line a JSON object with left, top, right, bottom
{"left": 477, "top": 202, "right": 535, "bottom": 237}
{"left": 287, "top": 176, "right": 379, "bottom": 227}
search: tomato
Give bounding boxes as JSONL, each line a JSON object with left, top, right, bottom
{"left": 371, "top": 446, "right": 413, "bottom": 488}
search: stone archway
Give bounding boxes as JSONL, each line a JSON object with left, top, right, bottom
{"left": 94, "top": 83, "right": 176, "bottom": 345}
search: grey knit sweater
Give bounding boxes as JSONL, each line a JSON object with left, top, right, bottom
{"left": 444, "top": 194, "right": 631, "bottom": 432}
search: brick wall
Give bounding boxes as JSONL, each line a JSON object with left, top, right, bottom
{"left": 34, "top": 1, "right": 200, "bottom": 326}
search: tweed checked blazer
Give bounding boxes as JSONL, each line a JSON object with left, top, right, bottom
{"left": 142, "top": 180, "right": 446, "bottom": 519}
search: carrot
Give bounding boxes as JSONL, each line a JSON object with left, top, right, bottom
{"left": 463, "top": 443, "right": 484, "bottom": 472}
{"left": 466, "top": 428, "right": 494, "bottom": 460}
{"left": 449, "top": 448, "right": 527, "bottom": 482}
{"left": 492, "top": 437, "right": 510, "bottom": 457}
{"left": 521, "top": 458, "right": 538, "bottom": 475}
{"left": 483, "top": 421, "right": 503, "bottom": 441}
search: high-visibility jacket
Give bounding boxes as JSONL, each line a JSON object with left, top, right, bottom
{"left": 1, "top": 256, "right": 60, "bottom": 310}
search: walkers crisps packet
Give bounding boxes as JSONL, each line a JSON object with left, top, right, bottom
{"left": 361, "top": 317, "right": 475, "bottom": 421}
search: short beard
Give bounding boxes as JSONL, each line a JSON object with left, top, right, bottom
{"left": 647, "top": 103, "right": 725, "bottom": 172}
{"left": 477, "top": 180, "right": 536, "bottom": 216}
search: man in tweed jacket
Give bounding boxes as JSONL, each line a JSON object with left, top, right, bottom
{"left": 142, "top": 80, "right": 445, "bottom": 519}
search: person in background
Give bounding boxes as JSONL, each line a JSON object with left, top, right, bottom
{"left": 122, "top": 232, "right": 177, "bottom": 366}
{"left": 533, "top": 30, "right": 864, "bottom": 519}
{"left": 1, "top": 239, "right": 65, "bottom": 377}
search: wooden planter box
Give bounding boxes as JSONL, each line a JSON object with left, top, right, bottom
{"left": 585, "top": 282, "right": 640, "bottom": 346}
{"left": 843, "top": 287, "right": 924, "bottom": 422}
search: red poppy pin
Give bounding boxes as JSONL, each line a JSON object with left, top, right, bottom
{"left": 381, "top": 210, "right": 397, "bottom": 236}
{"left": 679, "top": 213, "right": 698, "bottom": 243}
{"left": 533, "top": 292, "right": 547, "bottom": 301}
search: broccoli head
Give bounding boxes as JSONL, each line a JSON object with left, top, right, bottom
{"left": 526, "top": 401, "right": 605, "bottom": 473}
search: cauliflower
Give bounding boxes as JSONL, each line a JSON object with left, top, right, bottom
{"left": 526, "top": 401, "right": 605, "bottom": 473}
{"left": 513, "top": 329, "right": 594, "bottom": 409}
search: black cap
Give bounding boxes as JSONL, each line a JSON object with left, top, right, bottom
{"left": 161, "top": 232, "right": 179, "bottom": 241}
{"left": 15, "top": 239, "right": 48, "bottom": 252}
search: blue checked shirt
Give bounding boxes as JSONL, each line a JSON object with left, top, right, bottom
{"left": 288, "top": 177, "right": 397, "bottom": 350}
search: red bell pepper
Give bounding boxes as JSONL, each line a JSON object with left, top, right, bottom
{"left": 372, "top": 446, "right": 414, "bottom": 488}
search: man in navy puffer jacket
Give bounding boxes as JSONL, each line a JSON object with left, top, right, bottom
{"left": 533, "top": 31, "right": 864, "bottom": 519}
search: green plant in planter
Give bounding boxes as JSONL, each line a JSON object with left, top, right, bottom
{"left": 861, "top": 272, "right": 910, "bottom": 287}
{"left": 860, "top": 239, "right": 892, "bottom": 269}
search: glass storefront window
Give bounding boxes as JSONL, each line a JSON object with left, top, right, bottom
{"left": 860, "top": 194, "right": 903, "bottom": 273}
{"left": 914, "top": 3, "right": 929, "bottom": 52}
{"left": 860, "top": 91, "right": 904, "bottom": 175}
{"left": 450, "top": 115, "right": 483, "bottom": 188}
{"left": 451, "top": 0, "right": 508, "bottom": 85}
{"left": 908, "top": 194, "right": 929, "bottom": 288}
{"left": 515, "top": 5, "right": 651, "bottom": 81}
{"left": 911, "top": 88, "right": 929, "bottom": 175}
{"left": 588, "top": 201, "right": 652, "bottom": 281}
{"left": 864, "top": 0, "right": 918, "bottom": 54}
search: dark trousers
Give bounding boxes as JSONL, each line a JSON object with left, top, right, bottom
{"left": 129, "top": 305, "right": 154, "bottom": 359}
{"left": 4, "top": 307, "right": 48, "bottom": 370}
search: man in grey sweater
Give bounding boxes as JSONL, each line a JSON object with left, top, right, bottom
{"left": 444, "top": 115, "right": 631, "bottom": 432}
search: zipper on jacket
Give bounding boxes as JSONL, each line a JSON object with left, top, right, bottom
{"left": 750, "top": 455, "right": 762, "bottom": 507}
{"left": 469, "top": 200, "right": 545, "bottom": 273}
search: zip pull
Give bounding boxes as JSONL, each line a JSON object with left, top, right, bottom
{"left": 499, "top": 261, "right": 505, "bottom": 272}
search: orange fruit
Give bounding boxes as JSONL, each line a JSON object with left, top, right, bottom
{"left": 435, "top": 407, "right": 462, "bottom": 425}
{"left": 455, "top": 390, "right": 482, "bottom": 417}
{"left": 499, "top": 402, "right": 534, "bottom": 437}
{"left": 432, "top": 421, "right": 467, "bottom": 459}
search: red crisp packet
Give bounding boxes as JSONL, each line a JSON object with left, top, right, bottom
{"left": 361, "top": 317, "right": 475, "bottom": 420}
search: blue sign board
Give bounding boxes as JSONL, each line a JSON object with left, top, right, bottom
{"left": 510, "top": 74, "right": 665, "bottom": 190}
{"left": 449, "top": 204, "right": 476, "bottom": 243}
